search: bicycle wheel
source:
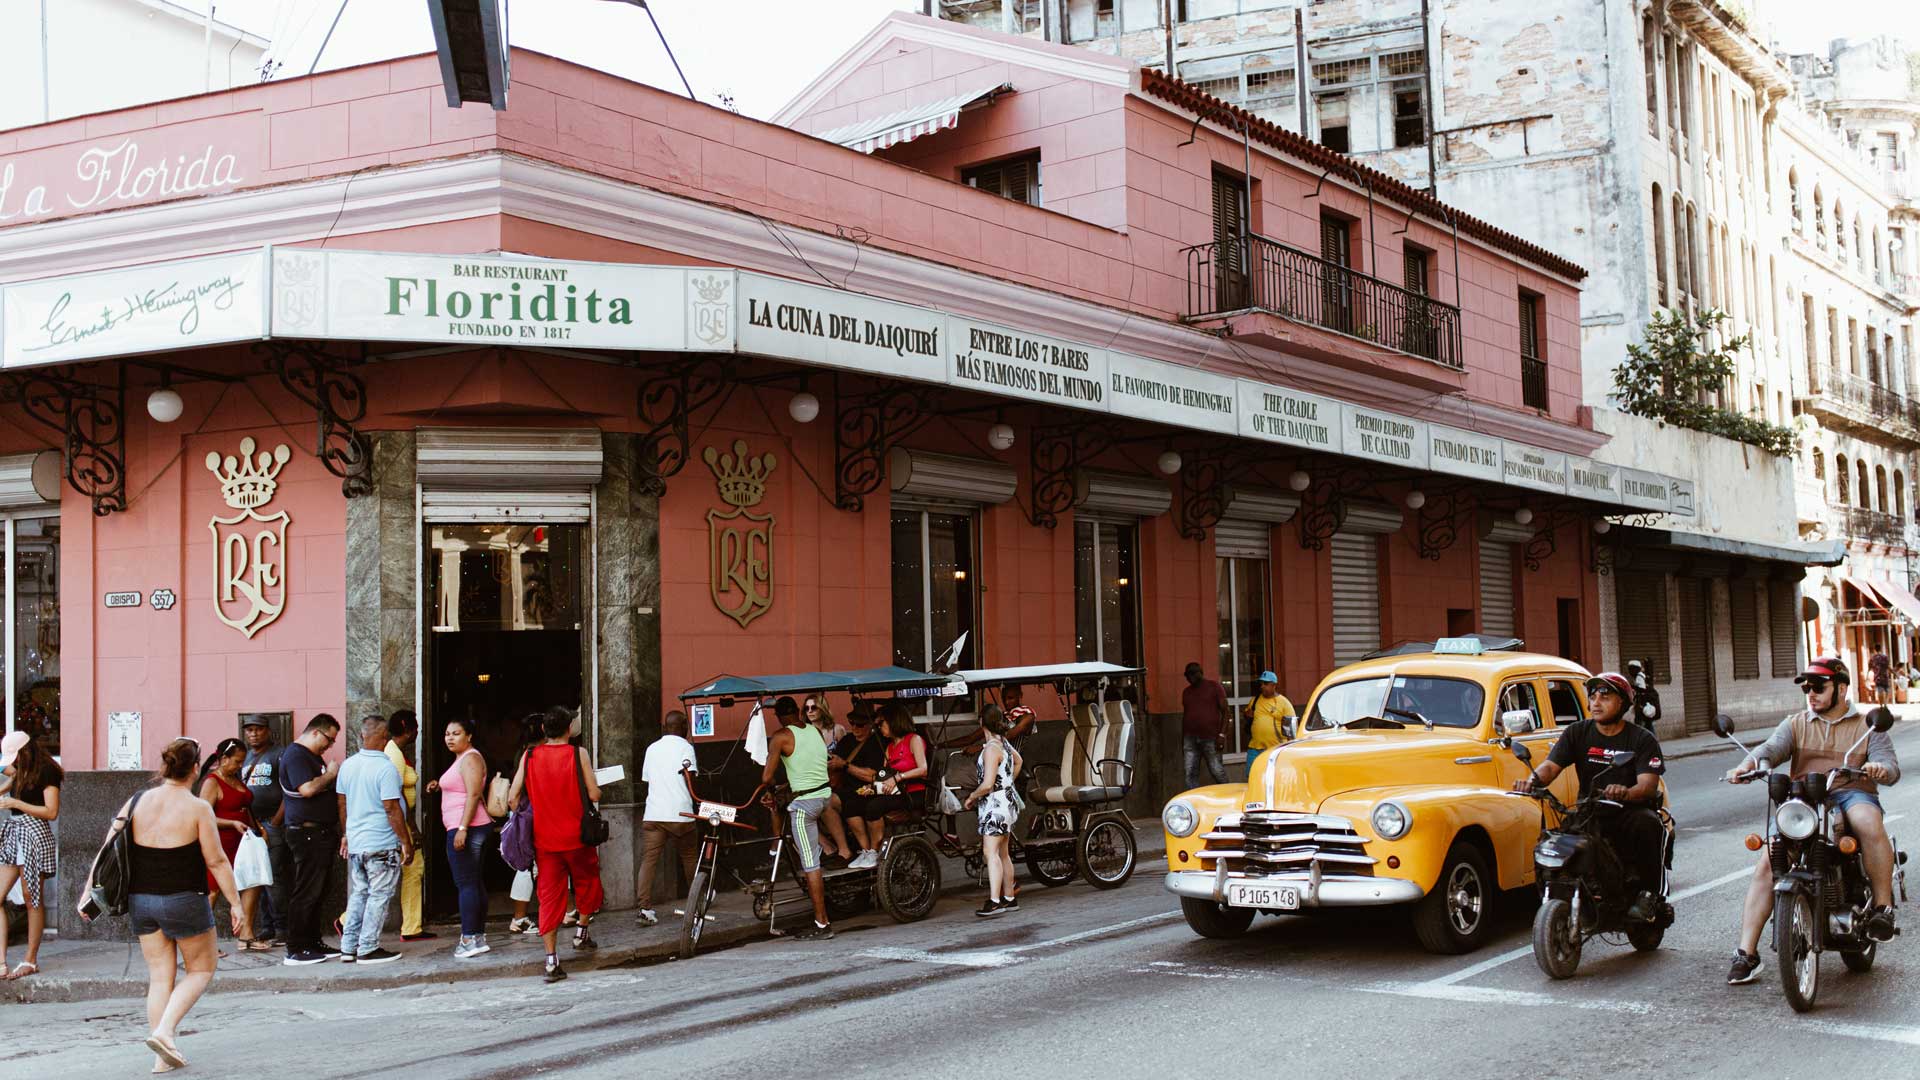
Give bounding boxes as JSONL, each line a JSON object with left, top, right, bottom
{"left": 678, "top": 868, "right": 714, "bottom": 960}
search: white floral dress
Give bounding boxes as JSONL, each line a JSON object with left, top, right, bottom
{"left": 975, "top": 737, "right": 1017, "bottom": 837}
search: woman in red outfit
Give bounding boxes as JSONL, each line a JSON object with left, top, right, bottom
{"left": 197, "top": 738, "right": 265, "bottom": 948}
{"left": 506, "top": 707, "right": 603, "bottom": 984}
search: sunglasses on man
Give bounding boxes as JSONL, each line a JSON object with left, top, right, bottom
{"left": 1800, "top": 678, "right": 1831, "bottom": 694}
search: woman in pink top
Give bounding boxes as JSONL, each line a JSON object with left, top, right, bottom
{"left": 426, "top": 719, "right": 493, "bottom": 959}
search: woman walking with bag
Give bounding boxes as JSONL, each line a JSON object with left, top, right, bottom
{"left": 427, "top": 718, "right": 493, "bottom": 958}
{"left": 962, "top": 707, "right": 1022, "bottom": 918}
{"left": 506, "top": 707, "right": 603, "bottom": 983}
{"left": 99, "top": 738, "right": 245, "bottom": 1072}
{"left": 197, "top": 738, "right": 267, "bottom": 949}
{"left": 0, "top": 730, "right": 62, "bottom": 980}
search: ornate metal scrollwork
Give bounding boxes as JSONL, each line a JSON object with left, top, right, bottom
{"left": 1414, "top": 493, "right": 1463, "bottom": 561}
{"left": 1176, "top": 451, "right": 1234, "bottom": 540}
{"left": 1029, "top": 423, "right": 1115, "bottom": 529}
{"left": 1522, "top": 510, "right": 1577, "bottom": 572}
{"left": 0, "top": 369, "right": 127, "bottom": 515}
{"left": 260, "top": 341, "right": 372, "bottom": 498}
{"left": 636, "top": 357, "right": 732, "bottom": 497}
{"left": 1296, "top": 476, "right": 1345, "bottom": 551}
{"left": 834, "top": 380, "right": 937, "bottom": 513}
{"left": 1591, "top": 540, "right": 1616, "bottom": 577}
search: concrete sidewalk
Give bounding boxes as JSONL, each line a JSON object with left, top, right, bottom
{"left": 4, "top": 819, "right": 1170, "bottom": 1005}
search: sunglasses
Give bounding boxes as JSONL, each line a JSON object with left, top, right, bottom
{"left": 1800, "top": 679, "right": 1831, "bottom": 694}
{"left": 805, "top": 705, "right": 821, "bottom": 712}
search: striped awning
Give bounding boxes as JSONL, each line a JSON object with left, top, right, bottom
{"left": 1869, "top": 577, "right": 1920, "bottom": 628}
{"left": 818, "top": 83, "right": 1011, "bottom": 154}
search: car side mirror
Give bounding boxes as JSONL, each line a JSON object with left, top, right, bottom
{"left": 1509, "top": 740, "right": 1533, "bottom": 765}
{"left": 1499, "top": 709, "right": 1537, "bottom": 737}
{"left": 1867, "top": 706, "right": 1897, "bottom": 733}
{"left": 1710, "top": 713, "right": 1735, "bottom": 738}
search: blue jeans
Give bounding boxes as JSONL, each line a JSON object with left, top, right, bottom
{"left": 341, "top": 849, "right": 404, "bottom": 957}
{"left": 445, "top": 824, "right": 494, "bottom": 936}
{"left": 1183, "top": 736, "right": 1226, "bottom": 789}
{"left": 1829, "top": 788, "right": 1883, "bottom": 815}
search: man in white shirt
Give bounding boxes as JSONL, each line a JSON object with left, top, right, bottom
{"left": 636, "top": 710, "right": 699, "bottom": 927}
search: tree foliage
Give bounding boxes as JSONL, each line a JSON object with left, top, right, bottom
{"left": 1612, "top": 309, "right": 1798, "bottom": 456}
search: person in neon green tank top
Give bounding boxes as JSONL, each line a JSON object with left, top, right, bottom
{"left": 761, "top": 696, "right": 843, "bottom": 940}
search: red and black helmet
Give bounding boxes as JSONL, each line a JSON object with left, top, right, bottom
{"left": 1583, "top": 672, "right": 1634, "bottom": 702}
{"left": 1793, "top": 656, "right": 1850, "bottom": 685}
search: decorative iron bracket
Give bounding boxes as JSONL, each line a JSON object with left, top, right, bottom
{"left": 260, "top": 341, "right": 373, "bottom": 498}
{"left": 1590, "top": 540, "right": 1616, "bottom": 577}
{"left": 1296, "top": 466, "right": 1376, "bottom": 551}
{"left": 834, "top": 379, "right": 938, "bottom": 513}
{"left": 0, "top": 368, "right": 127, "bottom": 515}
{"left": 1176, "top": 448, "right": 1256, "bottom": 540}
{"left": 636, "top": 357, "right": 732, "bottom": 497}
{"left": 1029, "top": 422, "right": 1115, "bottom": 529}
{"left": 1414, "top": 493, "right": 1463, "bottom": 561}
{"left": 1523, "top": 508, "right": 1580, "bottom": 571}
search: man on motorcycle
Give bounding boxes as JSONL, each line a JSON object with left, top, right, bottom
{"left": 1723, "top": 656, "right": 1900, "bottom": 984}
{"left": 1512, "top": 672, "right": 1667, "bottom": 923}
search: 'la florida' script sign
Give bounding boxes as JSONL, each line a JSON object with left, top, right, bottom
{"left": 0, "top": 112, "right": 262, "bottom": 227}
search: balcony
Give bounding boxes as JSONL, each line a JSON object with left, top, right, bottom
{"left": 1798, "top": 369, "right": 1920, "bottom": 448}
{"left": 1184, "top": 235, "right": 1464, "bottom": 371}
{"left": 1842, "top": 506, "right": 1909, "bottom": 547}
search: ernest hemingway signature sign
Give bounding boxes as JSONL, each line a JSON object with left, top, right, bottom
{"left": 1, "top": 249, "right": 268, "bottom": 369}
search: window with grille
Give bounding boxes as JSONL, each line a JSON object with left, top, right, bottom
{"left": 1769, "top": 580, "right": 1801, "bottom": 677}
{"left": 1381, "top": 50, "right": 1424, "bottom": 77}
{"left": 1729, "top": 579, "right": 1759, "bottom": 680}
{"left": 1313, "top": 57, "right": 1366, "bottom": 86}
{"left": 962, "top": 153, "right": 1041, "bottom": 207}
{"left": 1393, "top": 87, "right": 1426, "bottom": 148}
{"left": 1180, "top": 53, "right": 1295, "bottom": 113}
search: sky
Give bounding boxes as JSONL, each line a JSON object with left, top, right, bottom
{"left": 191, "top": 0, "right": 1919, "bottom": 121}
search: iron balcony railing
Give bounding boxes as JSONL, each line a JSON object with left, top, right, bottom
{"left": 1521, "top": 355, "right": 1548, "bottom": 410}
{"left": 1843, "top": 506, "right": 1908, "bottom": 546}
{"left": 1185, "top": 234, "right": 1464, "bottom": 369}
{"left": 1805, "top": 369, "right": 1920, "bottom": 434}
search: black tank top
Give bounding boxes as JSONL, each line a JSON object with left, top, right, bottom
{"left": 131, "top": 840, "right": 208, "bottom": 896}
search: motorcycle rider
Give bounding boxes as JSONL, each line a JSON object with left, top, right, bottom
{"left": 1512, "top": 672, "right": 1668, "bottom": 923}
{"left": 1723, "top": 656, "right": 1901, "bottom": 985}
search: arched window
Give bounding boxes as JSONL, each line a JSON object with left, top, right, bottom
{"left": 1855, "top": 219, "right": 1865, "bottom": 269}
{"left": 1673, "top": 195, "right": 1690, "bottom": 299}
{"left": 1814, "top": 187, "right": 1826, "bottom": 246}
{"left": 1651, "top": 183, "right": 1668, "bottom": 305}
{"left": 1877, "top": 465, "right": 1889, "bottom": 512}
{"left": 1813, "top": 447, "right": 1826, "bottom": 481}
{"left": 1837, "top": 454, "right": 1850, "bottom": 503}
{"left": 1686, "top": 204, "right": 1701, "bottom": 305}
{"left": 1835, "top": 200, "right": 1847, "bottom": 259}
{"left": 1859, "top": 459, "right": 1871, "bottom": 510}
{"left": 1897, "top": 470, "right": 1906, "bottom": 519}
{"left": 1873, "top": 227, "right": 1883, "bottom": 278}
{"left": 1788, "top": 169, "right": 1802, "bottom": 229}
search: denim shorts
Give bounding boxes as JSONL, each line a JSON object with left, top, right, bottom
{"left": 129, "top": 891, "right": 215, "bottom": 940}
{"left": 1829, "top": 787, "right": 1884, "bottom": 816}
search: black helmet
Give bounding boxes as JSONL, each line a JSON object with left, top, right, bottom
{"left": 1793, "top": 656, "right": 1850, "bottom": 685}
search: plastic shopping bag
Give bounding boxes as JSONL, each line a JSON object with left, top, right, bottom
{"left": 232, "top": 830, "right": 273, "bottom": 891}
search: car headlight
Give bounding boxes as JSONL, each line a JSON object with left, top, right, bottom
{"left": 1775, "top": 799, "right": 1818, "bottom": 841}
{"left": 1162, "top": 800, "right": 1199, "bottom": 838}
{"left": 1371, "top": 801, "right": 1410, "bottom": 841}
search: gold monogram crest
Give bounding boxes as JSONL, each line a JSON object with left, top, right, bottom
{"left": 206, "top": 437, "right": 292, "bottom": 639}
{"left": 705, "top": 439, "right": 775, "bottom": 629}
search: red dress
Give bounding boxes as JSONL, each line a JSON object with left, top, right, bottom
{"left": 206, "top": 774, "right": 254, "bottom": 892}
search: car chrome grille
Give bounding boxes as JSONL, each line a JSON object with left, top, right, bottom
{"left": 1198, "top": 811, "right": 1374, "bottom": 876}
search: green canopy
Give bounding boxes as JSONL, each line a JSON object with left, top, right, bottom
{"left": 678, "top": 666, "right": 956, "bottom": 702}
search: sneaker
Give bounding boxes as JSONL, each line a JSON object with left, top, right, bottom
{"left": 508, "top": 917, "right": 536, "bottom": 935}
{"left": 455, "top": 939, "right": 492, "bottom": 960}
{"left": 338, "top": 953, "right": 357, "bottom": 965}
{"left": 356, "top": 948, "right": 402, "bottom": 965}
{"left": 975, "top": 900, "right": 1005, "bottom": 918}
{"left": 563, "top": 908, "right": 580, "bottom": 927}
{"left": 400, "top": 932, "right": 439, "bottom": 942}
{"left": 849, "top": 850, "right": 879, "bottom": 870}
{"left": 544, "top": 959, "right": 568, "bottom": 983}
{"left": 319, "top": 942, "right": 343, "bottom": 958}
{"left": 790, "top": 921, "right": 834, "bottom": 940}
{"left": 1001, "top": 895, "right": 1019, "bottom": 912}
{"left": 269, "top": 935, "right": 288, "bottom": 948}
{"left": 637, "top": 909, "right": 658, "bottom": 927}
{"left": 1727, "top": 950, "right": 1762, "bottom": 985}
{"left": 1865, "top": 905, "right": 1898, "bottom": 941}
{"left": 282, "top": 950, "right": 328, "bottom": 967}
{"left": 572, "top": 928, "right": 598, "bottom": 951}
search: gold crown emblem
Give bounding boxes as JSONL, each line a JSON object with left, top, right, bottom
{"left": 205, "top": 437, "right": 291, "bottom": 509}
{"left": 703, "top": 439, "right": 775, "bottom": 508}
{"left": 691, "top": 273, "right": 730, "bottom": 303}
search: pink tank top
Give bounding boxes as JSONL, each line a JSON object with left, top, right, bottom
{"left": 438, "top": 748, "right": 493, "bottom": 830}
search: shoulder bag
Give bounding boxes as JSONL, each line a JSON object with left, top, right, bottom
{"left": 82, "top": 788, "right": 147, "bottom": 920}
{"left": 575, "top": 747, "right": 611, "bottom": 847}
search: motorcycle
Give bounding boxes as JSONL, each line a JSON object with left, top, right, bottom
{"left": 1506, "top": 741, "right": 1676, "bottom": 978}
{"left": 1714, "top": 708, "right": 1910, "bottom": 1012}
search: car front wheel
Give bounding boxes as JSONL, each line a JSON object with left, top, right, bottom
{"left": 1412, "top": 841, "right": 1495, "bottom": 954}
{"left": 1181, "top": 897, "right": 1255, "bottom": 939}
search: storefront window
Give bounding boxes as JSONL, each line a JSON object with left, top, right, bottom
{"left": 890, "top": 508, "right": 978, "bottom": 672}
{"left": 1074, "top": 519, "right": 1139, "bottom": 667}
{"left": 427, "top": 524, "right": 584, "bottom": 632}
{"left": 5, "top": 515, "right": 61, "bottom": 756}
{"left": 1216, "top": 555, "right": 1269, "bottom": 754}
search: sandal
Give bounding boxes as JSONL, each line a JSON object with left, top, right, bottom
{"left": 6, "top": 962, "right": 37, "bottom": 980}
{"left": 144, "top": 1035, "right": 186, "bottom": 1070}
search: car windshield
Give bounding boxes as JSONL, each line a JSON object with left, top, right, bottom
{"left": 1305, "top": 676, "right": 1486, "bottom": 731}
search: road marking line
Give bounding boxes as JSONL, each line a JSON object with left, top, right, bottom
{"left": 1669, "top": 866, "right": 1756, "bottom": 903}
{"left": 1003, "top": 910, "right": 1181, "bottom": 953}
{"left": 860, "top": 911, "right": 1181, "bottom": 969}
{"left": 1804, "top": 1020, "right": 1920, "bottom": 1047}
{"left": 1360, "top": 982, "right": 1653, "bottom": 1014}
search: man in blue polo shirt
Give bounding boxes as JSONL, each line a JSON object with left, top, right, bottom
{"left": 333, "top": 715, "right": 415, "bottom": 965}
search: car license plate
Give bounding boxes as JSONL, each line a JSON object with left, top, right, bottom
{"left": 698, "top": 801, "right": 737, "bottom": 823}
{"left": 1225, "top": 882, "right": 1300, "bottom": 910}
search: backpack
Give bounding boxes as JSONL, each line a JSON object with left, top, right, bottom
{"left": 84, "top": 788, "right": 147, "bottom": 919}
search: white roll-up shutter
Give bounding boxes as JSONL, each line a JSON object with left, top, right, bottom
{"left": 888, "top": 448, "right": 1016, "bottom": 505}
{"left": 1330, "top": 532, "right": 1382, "bottom": 666}
{"left": 417, "top": 428, "right": 602, "bottom": 523}
{"left": 1214, "top": 519, "right": 1270, "bottom": 559}
{"left": 0, "top": 450, "right": 61, "bottom": 510}
{"left": 1074, "top": 469, "right": 1171, "bottom": 519}
{"left": 1479, "top": 540, "right": 1517, "bottom": 638}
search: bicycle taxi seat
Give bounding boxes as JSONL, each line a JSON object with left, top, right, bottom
{"left": 1032, "top": 699, "right": 1137, "bottom": 806}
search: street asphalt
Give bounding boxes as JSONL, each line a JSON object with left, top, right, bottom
{"left": 6, "top": 721, "right": 1917, "bottom": 1079}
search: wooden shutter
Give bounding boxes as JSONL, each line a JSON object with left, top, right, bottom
{"left": 1213, "top": 171, "right": 1247, "bottom": 308}
{"left": 1320, "top": 212, "right": 1353, "bottom": 332}
{"left": 1403, "top": 249, "right": 1428, "bottom": 295}
{"left": 1677, "top": 577, "right": 1715, "bottom": 734}
{"left": 1729, "top": 578, "right": 1759, "bottom": 679}
{"left": 1329, "top": 532, "right": 1381, "bottom": 667}
{"left": 1212, "top": 171, "right": 1243, "bottom": 247}
{"left": 1518, "top": 294, "right": 1539, "bottom": 359}
{"left": 1320, "top": 213, "right": 1350, "bottom": 267}
{"left": 1770, "top": 579, "right": 1802, "bottom": 676}
{"left": 1616, "top": 571, "right": 1670, "bottom": 682}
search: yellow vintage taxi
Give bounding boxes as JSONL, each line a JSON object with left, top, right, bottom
{"left": 1162, "top": 636, "right": 1588, "bottom": 954}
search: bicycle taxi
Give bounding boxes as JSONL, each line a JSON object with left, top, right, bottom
{"left": 673, "top": 661, "right": 1145, "bottom": 958}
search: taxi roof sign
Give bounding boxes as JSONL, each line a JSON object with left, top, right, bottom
{"left": 1434, "top": 637, "right": 1486, "bottom": 655}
